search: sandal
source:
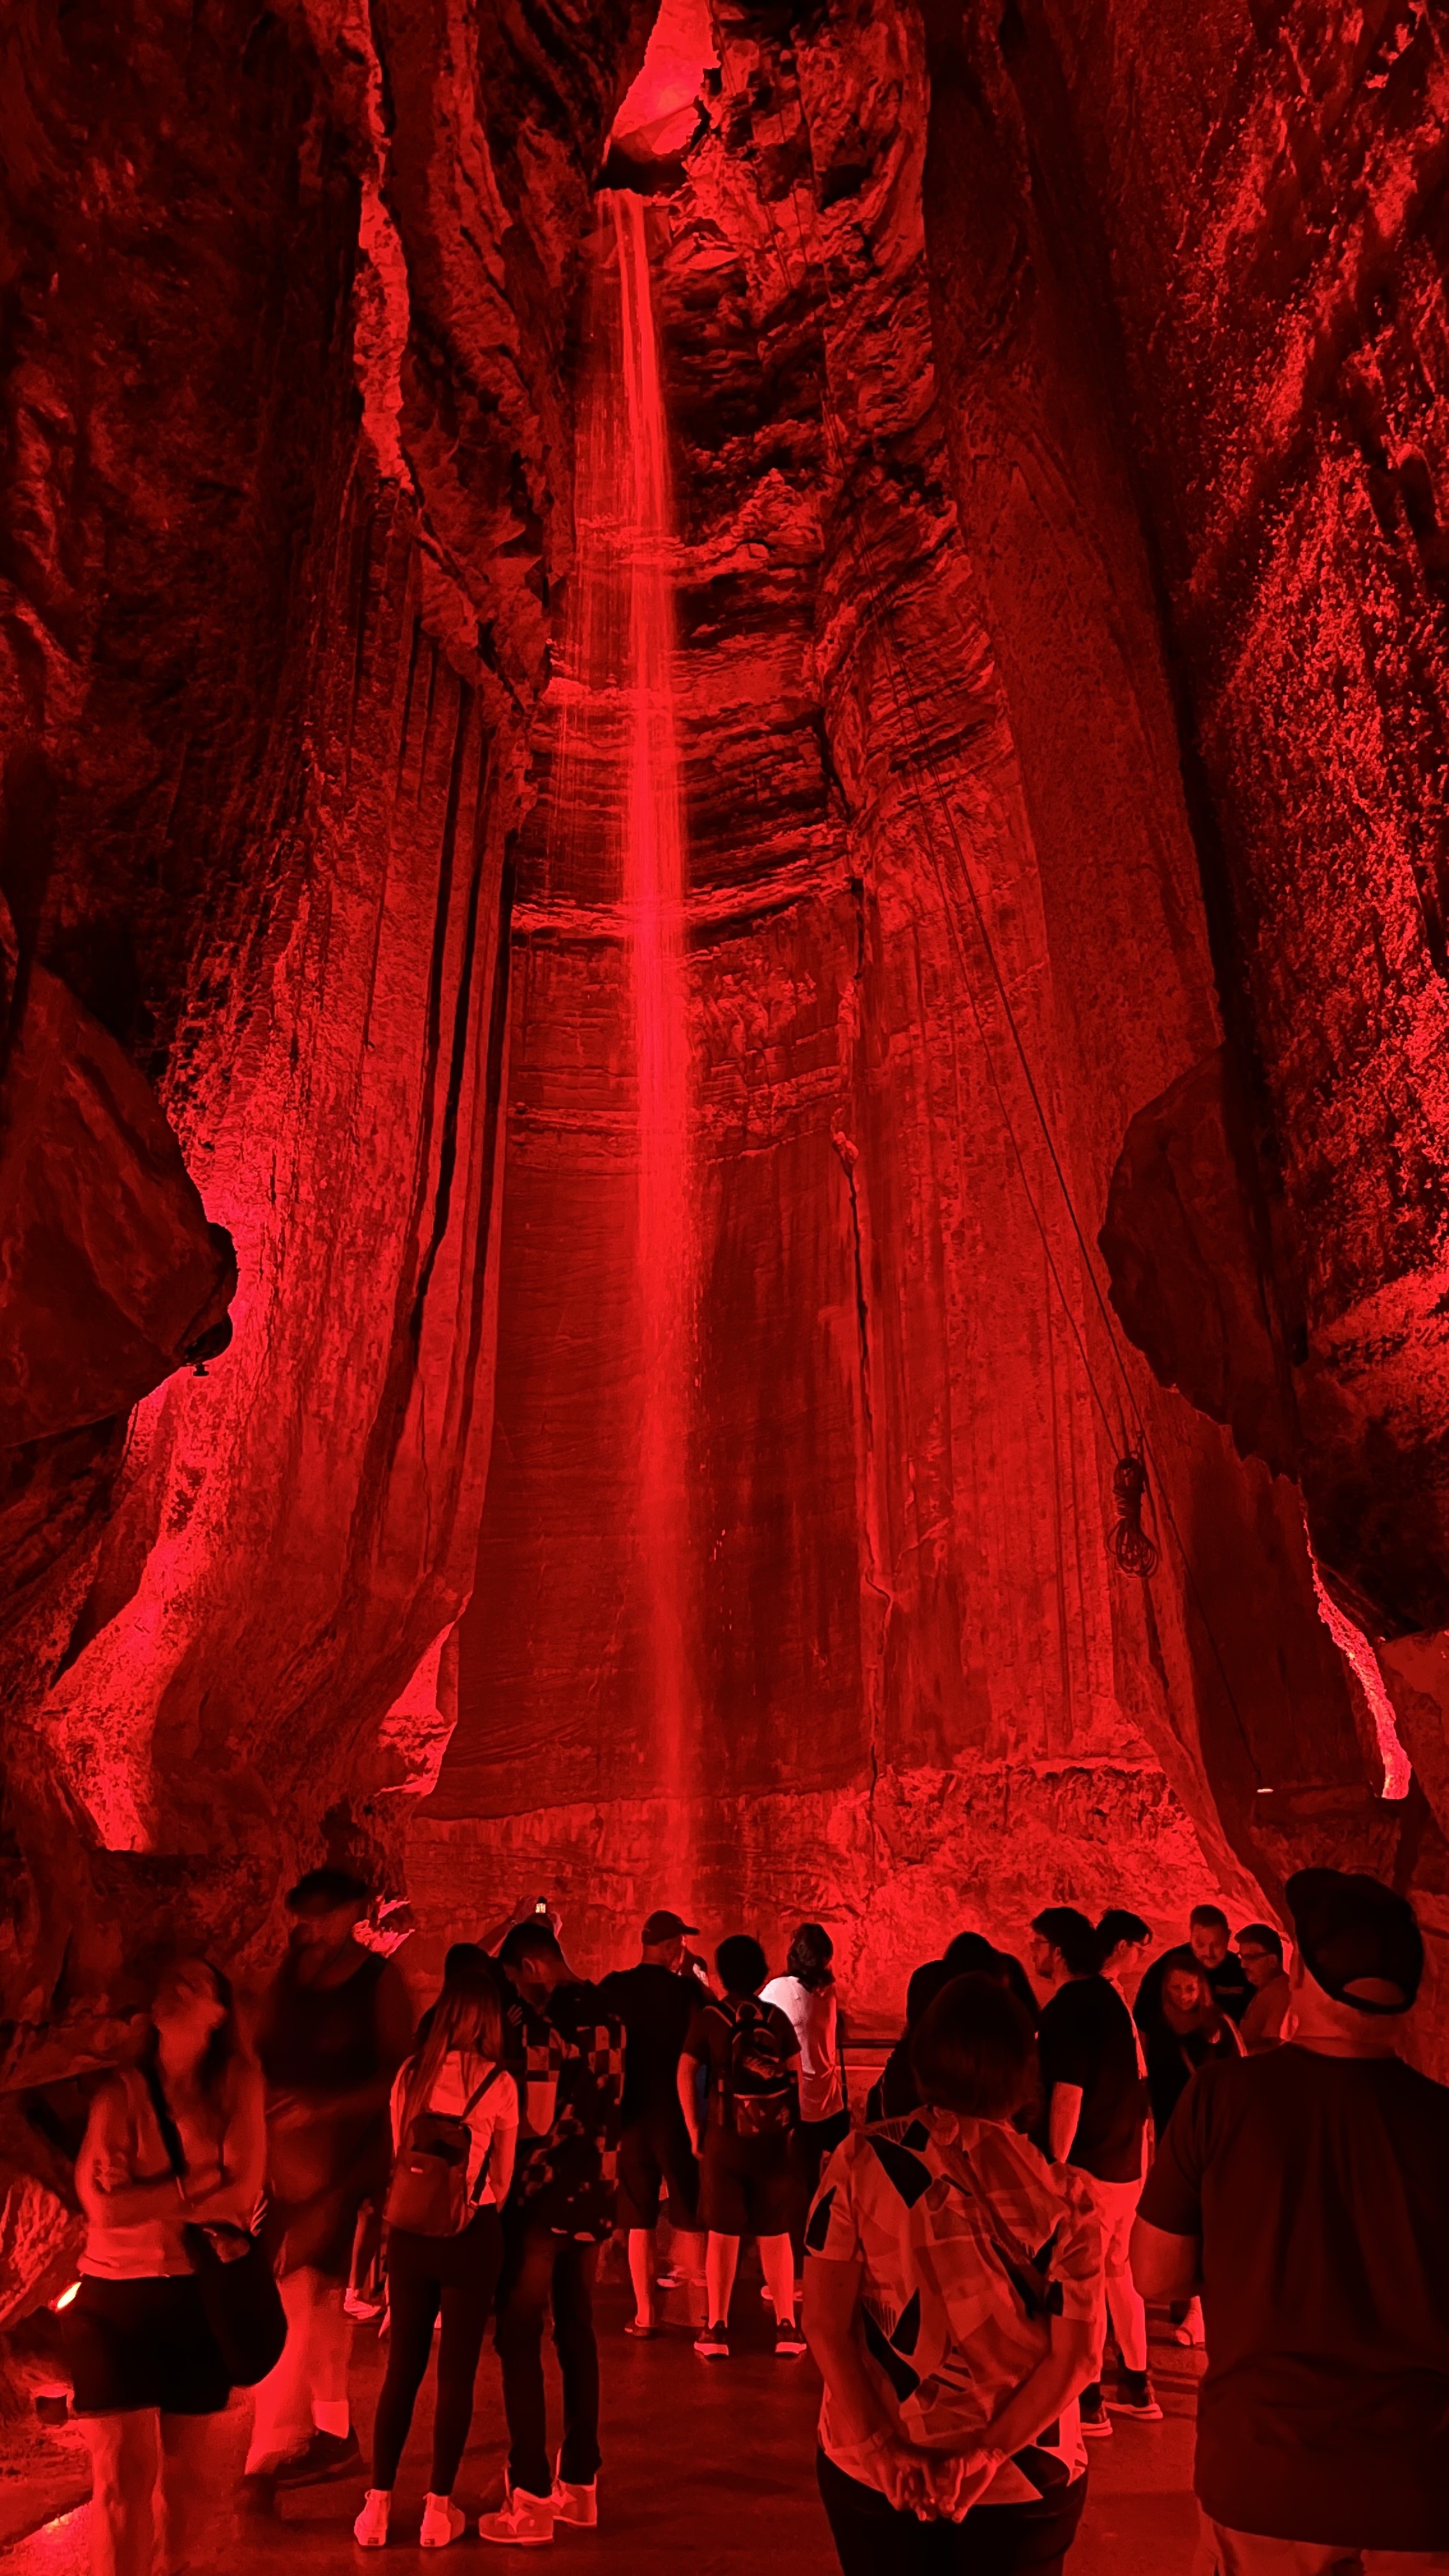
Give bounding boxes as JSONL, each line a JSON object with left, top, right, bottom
{"left": 624, "top": 2317, "right": 660, "bottom": 2338}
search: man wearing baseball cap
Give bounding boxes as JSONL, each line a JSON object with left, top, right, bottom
{"left": 1131, "top": 1868, "right": 1449, "bottom": 2572}
{"left": 599, "top": 1911, "right": 705, "bottom": 2335}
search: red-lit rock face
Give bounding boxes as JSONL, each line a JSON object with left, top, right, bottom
{"left": 0, "top": 0, "right": 648, "bottom": 2035}
{"left": 3, "top": 0, "right": 1449, "bottom": 2280}
{"left": 410, "top": 0, "right": 1404, "bottom": 2023}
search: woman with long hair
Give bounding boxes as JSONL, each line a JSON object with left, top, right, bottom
{"left": 354, "top": 1955, "right": 518, "bottom": 2549}
{"left": 763, "top": 1925, "right": 850, "bottom": 2271}
{"left": 804, "top": 1974, "right": 1100, "bottom": 2575}
{"left": 1146, "top": 1963, "right": 1245, "bottom": 2138}
{"left": 66, "top": 1954, "right": 264, "bottom": 2576}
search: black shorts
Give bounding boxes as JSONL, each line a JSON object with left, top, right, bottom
{"left": 698, "top": 2127, "right": 794, "bottom": 2238}
{"left": 65, "top": 2274, "right": 231, "bottom": 2418}
{"left": 615, "top": 2108, "right": 700, "bottom": 2233}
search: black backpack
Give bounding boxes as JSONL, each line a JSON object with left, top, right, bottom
{"left": 717, "top": 1999, "right": 795, "bottom": 2138}
{"left": 384, "top": 2064, "right": 506, "bottom": 2237}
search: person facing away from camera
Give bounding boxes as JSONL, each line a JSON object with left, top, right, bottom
{"left": 804, "top": 1971, "right": 1100, "bottom": 2575}
{"left": 1133, "top": 1868, "right": 1449, "bottom": 2575}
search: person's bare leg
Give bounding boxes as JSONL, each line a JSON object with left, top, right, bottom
{"left": 671, "top": 2225, "right": 707, "bottom": 2324}
{"left": 84, "top": 2411, "right": 160, "bottom": 2576}
{"left": 626, "top": 2230, "right": 656, "bottom": 2327}
{"left": 158, "top": 2414, "right": 218, "bottom": 2574}
{"left": 1105, "top": 2267, "right": 1149, "bottom": 2374}
{"left": 704, "top": 2232, "right": 739, "bottom": 2326}
{"left": 758, "top": 2233, "right": 797, "bottom": 2324}
{"left": 309, "top": 2272, "right": 352, "bottom": 2437}
{"left": 246, "top": 2266, "right": 316, "bottom": 2470}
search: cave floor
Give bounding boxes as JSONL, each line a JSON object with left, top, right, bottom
{"left": 3, "top": 2279, "right": 1206, "bottom": 2573}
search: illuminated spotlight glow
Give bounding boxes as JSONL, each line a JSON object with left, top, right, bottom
{"left": 1308, "top": 1542, "right": 1412, "bottom": 1800}
{"left": 52, "top": 2280, "right": 80, "bottom": 2310}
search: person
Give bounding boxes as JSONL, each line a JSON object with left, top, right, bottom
{"left": 1144, "top": 1963, "right": 1244, "bottom": 2138}
{"left": 413, "top": 1943, "right": 501, "bottom": 2047}
{"left": 762, "top": 1923, "right": 849, "bottom": 2258}
{"left": 804, "top": 1972, "right": 1100, "bottom": 2575}
{"left": 353, "top": 1955, "right": 519, "bottom": 2550}
{"left": 944, "top": 1931, "right": 1039, "bottom": 2031}
{"left": 1096, "top": 1908, "right": 1153, "bottom": 2000}
{"left": 1029, "top": 1907, "right": 1158, "bottom": 2437}
{"left": 1133, "top": 1904, "right": 1250, "bottom": 2036}
{"left": 1236, "top": 1924, "right": 1291, "bottom": 2053}
{"left": 65, "top": 1956, "right": 266, "bottom": 2576}
{"left": 241, "top": 1867, "right": 413, "bottom": 2507}
{"left": 479, "top": 1922, "right": 625, "bottom": 2549}
{"left": 598, "top": 1908, "right": 705, "bottom": 2335}
{"left": 1132, "top": 1867, "right": 1449, "bottom": 2573}
{"left": 677, "top": 1933, "right": 805, "bottom": 2361}
{"left": 866, "top": 1960, "right": 954, "bottom": 2123}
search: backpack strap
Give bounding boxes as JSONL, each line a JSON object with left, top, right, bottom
{"left": 716, "top": 1998, "right": 739, "bottom": 2129}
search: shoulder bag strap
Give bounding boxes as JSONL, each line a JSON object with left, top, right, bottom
{"left": 139, "top": 2060, "right": 189, "bottom": 2180}
{"left": 461, "top": 2063, "right": 505, "bottom": 2119}
{"left": 461, "top": 2062, "right": 505, "bottom": 2204}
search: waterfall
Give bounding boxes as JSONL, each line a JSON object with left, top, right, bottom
{"left": 543, "top": 192, "right": 695, "bottom": 1853}
{"left": 611, "top": 194, "right": 695, "bottom": 1833}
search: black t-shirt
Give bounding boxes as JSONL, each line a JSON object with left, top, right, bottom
{"left": 1144, "top": 2014, "right": 1240, "bottom": 2137}
{"left": 1139, "top": 2046, "right": 1449, "bottom": 2548}
{"left": 597, "top": 1963, "right": 696, "bottom": 2126}
{"left": 1135, "top": 1943, "right": 1251, "bottom": 2032}
{"left": 1036, "top": 1975, "right": 1147, "bottom": 2182}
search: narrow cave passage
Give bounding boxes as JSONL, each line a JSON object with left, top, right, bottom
{"left": 3, "top": 1, "right": 1449, "bottom": 2572}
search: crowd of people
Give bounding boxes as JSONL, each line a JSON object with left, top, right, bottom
{"left": 61, "top": 1866, "right": 1449, "bottom": 2575}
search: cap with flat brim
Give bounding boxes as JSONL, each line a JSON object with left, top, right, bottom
{"left": 1286, "top": 1867, "right": 1423, "bottom": 2015}
{"left": 641, "top": 1909, "right": 698, "bottom": 1944}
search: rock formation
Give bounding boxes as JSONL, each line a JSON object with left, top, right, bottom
{"left": 3, "top": 0, "right": 1448, "bottom": 2330}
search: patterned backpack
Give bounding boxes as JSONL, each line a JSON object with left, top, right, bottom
{"left": 718, "top": 1998, "right": 796, "bottom": 2137}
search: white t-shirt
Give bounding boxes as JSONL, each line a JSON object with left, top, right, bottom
{"left": 760, "top": 1976, "right": 843, "bottom": 2122}
{"left": 390, "top": 2051, "right": 519, "bottom": 2204}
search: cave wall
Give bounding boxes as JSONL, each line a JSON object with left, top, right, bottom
{"left": 916, "top": 0, "right": 1449, "bottom": 2045}
{"left": 0, "top": 0, "right": 648, "bottom": 2074}
{"left": 410, "top": 0, "right": 1389, "bottom": 2022}
{"left": 4, "top": 0, "right": 1448, "bottom": 2241}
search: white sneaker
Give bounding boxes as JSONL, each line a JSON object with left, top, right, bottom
{"left": 353, "top": 2490, "right": 391, "bottom": 2548}
{"left": 478, "top": 2490, "right": 555, "bottom": 2547}
{"left": 549, "top": 2471, "right": 597, "bottom": 2529}
{"left": 420, "top": 2495, "right": 466, "bottom": 2547}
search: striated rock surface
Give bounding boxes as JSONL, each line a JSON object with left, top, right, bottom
{"left": 5, "top": 0, "right": 1449, "bottom": 2316}
{"left": 0, "top": 0, "right": 647, "bottom": 2054}
{"left": 995, "top": 0, "right": 1449, "bottom": 1643}
{"left": 411, "top": 0, "right": 1385, "bottom": 2014}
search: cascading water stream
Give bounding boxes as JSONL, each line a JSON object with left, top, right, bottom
{"left": 543, "top": 193, "right": 696, "bottom": 1867}
{"left": 610, "top": 194, "right": 695, "bottom": 1838}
